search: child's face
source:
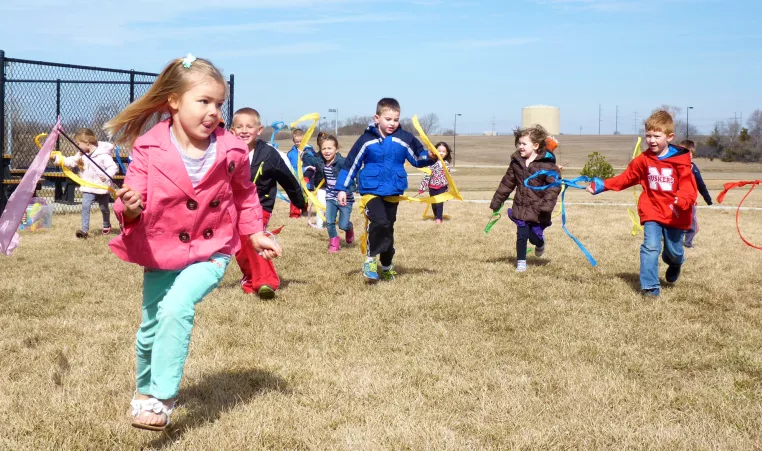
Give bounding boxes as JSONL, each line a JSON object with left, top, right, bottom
{"left": 517, "top": 135, "right": 539, "bottom": 159}
{"left": 321, "top": 140, "right": 337, "bottom": 162}
{"left": 293, "top": 134, "right": 303, "bottom": 147}
{"left": 76, "top": 140, "right": 95, "bottom": 154}
{"left": 645, "top": 129, "right": 674, "bottom": 154}
{"left": 436, "top": 145, "right": 448, "bottom": 159}
{"left": 374, "top": 108, "right": 400, "bottom": 136}
{"left": 231, "top": 114, "right": 263, "bottom": 148}
{"left": 168, "top": 75, "right": 226, "bottom": 144}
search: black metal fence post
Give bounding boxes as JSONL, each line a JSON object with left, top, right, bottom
{"left": 129, "top": 70, "right": 135, "bottom": 103}
{"left": 0, "top": 50, "right": 6, "bottom": 213}
{"left": 228, "top": 74, "right": 234, "bottom": 123}
{"left": 55, "top": 78, "right": 61, "bottom": 151}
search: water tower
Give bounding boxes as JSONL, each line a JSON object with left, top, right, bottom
{"left": 522, "top": 105, "right": 560, "bottom": 135}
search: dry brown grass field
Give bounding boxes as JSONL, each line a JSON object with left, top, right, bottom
{"left": 2, "top": 146, "right": 762, "bottom": 449}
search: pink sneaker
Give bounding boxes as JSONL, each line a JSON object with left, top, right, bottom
{"left": 329, "top": 236, "right": 340, "bottom": 253}
{"left": 345, "top": 224, "right": 355, "bottom": 244}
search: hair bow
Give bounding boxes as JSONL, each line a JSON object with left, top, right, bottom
{"left": 182, "top": 53, "right": 197, "bottom": 68}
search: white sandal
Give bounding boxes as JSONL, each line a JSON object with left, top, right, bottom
{"left": 130, "top": 397, "right": 174, "bottom": 431}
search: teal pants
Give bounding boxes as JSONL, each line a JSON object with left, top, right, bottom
{"left": 135, "top": 253, "right": 230, "bottom": 399}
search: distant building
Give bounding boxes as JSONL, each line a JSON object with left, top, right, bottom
{"left": 522, "top": 105, "right": 560, "bottom": 136}
{"left": 483, "top": 131, "right": 497, "bottom": 136}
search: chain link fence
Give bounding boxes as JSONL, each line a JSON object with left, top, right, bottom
{"left": 1, "top": 50, "right": 235, "bottom": 213}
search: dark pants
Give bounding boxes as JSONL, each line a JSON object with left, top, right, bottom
{"left": 516, "top": 224, "right": 545, "bottom": 261}
{"left": 683, "top": 204, "right": 699, "bottom": 247}
{"left": 429, "top": 186, "right": 448, "bottom": 220}
{"left": 364, "top": 197, "right": 398, "bottom": 266}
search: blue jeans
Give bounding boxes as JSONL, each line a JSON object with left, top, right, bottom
{"left": 325, "top": 198, "right": 353, "bottom": 238}
{"left": 136, "top": 254, "right": 230, "bottom": 399}
{"left": 640, "top": 221, "right": 685, "bottom": 292}
{"left": 81, "top": 192, "right": 110, "bottom": 233}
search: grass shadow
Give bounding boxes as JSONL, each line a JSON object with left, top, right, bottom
{"left": 278, "top": 279, "right": 310, "bottom": 290}
{"left": 344, "top": 266, "right": 437, "bottom": 277}
{"left": 484, "top": 256, "right": 551, "bottom": 266}
{"left": 147, "top": 368, "right": 288, "bottom": 447}
{"left": 615, "top": 272, "right": 641, "bottom": 292}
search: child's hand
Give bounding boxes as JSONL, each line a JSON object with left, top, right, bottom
{"left": 99, "top": 175, "right": 107, "bottom": 182}
{"left": 428, "top": 150, "right": 438, "bottom": 160}
{"left": 116, "top": 185, "right": 143, "bottom": 220}
{"left": 251, "top": 231, "right": 282, "bottom": 260}
{"left": 338, "top": 191, "right": 347, "bottom": 206}
{"left": 586, "top": 184, "right": 595, "bottom": 194}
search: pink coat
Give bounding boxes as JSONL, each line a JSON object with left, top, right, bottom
{"left": 109, "top": 120, "right": 263, "bottom": 270}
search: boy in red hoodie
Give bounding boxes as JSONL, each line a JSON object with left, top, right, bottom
{"left": 587, "top": 110, "right": 697, "bottom": 297}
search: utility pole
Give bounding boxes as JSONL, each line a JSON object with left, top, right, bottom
{"left": 615, "top": 105, "right": 619, "bottom": 134}
{"left": 598, "top": 104, "right": 602, "bottom": 135}
{"left": 633, "top": 111, "right": 638, "bottom": 134}
{"left": 491, "top": 116, "right": 496, "bottom": 135}
{"left": 579, "top": 126, "right": 582, "bottom": 136}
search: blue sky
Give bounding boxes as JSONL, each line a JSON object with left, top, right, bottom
{"left": 1, "top": 0, "right": 760, "bottom": 135}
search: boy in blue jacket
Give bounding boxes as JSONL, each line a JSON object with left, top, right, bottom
{"left": 680, "top": 140, "right": 713, "bottom": 248}
{"left": 336, "top": 98, "right": 436, "bottom": 282}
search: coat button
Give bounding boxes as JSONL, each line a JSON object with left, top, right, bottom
{"left": 209, "top": 200, "right": 220, "bottom": 208}
{"left": 228, "top": 162, "right": 235, "bottom": 173}
{"left": 203, "top": 228, "right": 214, "bottom": 239}
{"left": 179, "top": 232, "right": 190, "bottom": 243}
{"left": 186, "top": 199, "right": 198, "bottom": 210}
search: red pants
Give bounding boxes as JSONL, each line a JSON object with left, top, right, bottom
{"left": 235, "top": 211, "right": 280, "bottom": 294}
{"left": 289, "top": 203, "right": 303, "bottom": 218}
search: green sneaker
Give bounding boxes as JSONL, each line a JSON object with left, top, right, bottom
{"left": 380, "top": 265, "right": 397, "bottom": 281}
{"left": 363, "top": 259, "right": 379, "bottom": 282}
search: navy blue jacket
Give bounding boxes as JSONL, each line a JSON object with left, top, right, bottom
{"left": 336, "top": 124, "right": 434, "bottom": 196}
{"left": 692, "top": 162, "right": 712, "bottom": 205}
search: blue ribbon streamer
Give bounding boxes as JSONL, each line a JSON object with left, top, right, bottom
{"left": 524, "top": 170, "right": 597, "bottom": 267}
{"left": 114, "top": 146, "right": 131, "bottom": 174}
{"left": 269, "top": 121, "right": 286, "bottom": 148}
{"left": 267, "top": 121, "right": 292, "bottom": 203}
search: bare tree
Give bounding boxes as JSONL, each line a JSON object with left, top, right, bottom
{"left": 653, "top": 105, "right": 697, "bottom": 140}
{"left": 747, "top": 109, "right": 762, "bottom": 146}
{"left": 417, "top": 113, "right": 440, "bottom": 135}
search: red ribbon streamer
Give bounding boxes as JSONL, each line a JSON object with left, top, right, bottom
{"left": 717, "top": 180, "right": 762, "bottom": 250}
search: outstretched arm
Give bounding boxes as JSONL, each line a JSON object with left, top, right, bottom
{"left": 490, "top": 164, "right": 517, "bottom": 211}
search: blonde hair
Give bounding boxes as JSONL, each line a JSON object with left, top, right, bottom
{"left": 73, "top": 128, "right": 98, "bottom": 146}
{"left": 645, "top": 110, "right": 675, "bottom": 136}
{"left": 104, "top": 56, "right": 227, "bottom": 149}
{"left": 232, "top": 107, "right": 261, "bottom": 126}
{"left": 514, "top": 124, "right": 550, "bottom": 152}
{"left": 292, "top": 128, "right": 304, "bottom": 138}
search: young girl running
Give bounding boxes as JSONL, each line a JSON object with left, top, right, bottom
{"left": 104, "top": 55, "right": 280, "bottom": 431}
{"left": 312, "top": 134, "right": 355, "bottom": 252}
{"left": 418, "top": 141, "right": 452, "bottom": 224}
{"left": 489, "top": 125, "right": 560, "bottom": 272}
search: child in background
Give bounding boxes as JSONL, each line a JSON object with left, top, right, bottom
{"left": 231, "top": 107, "right": 306, "bottom": 298}
{"left": 287, "top": 128, "right": 312, "bottom": 218}
{"left": 679, "top": 139, "right": 713, "bottom": 248}
{"left": 313, "top": 134, "right": 355, "bottom": 252}
{"left": 489, "top": 125, "right": 560, "bottom": 272}
{"left": 336, "top": 97, "right": 436, "bottom": 282}
{"left": 587, "top": 111, "right": 697, "bottom": 296}
{"left": 52, "top": 128, "right": 118, "bottom": 238}
{"left": 104, "top": 55, "right": 280, "bottom": 431}
{"left": 418, "top": 141, "right": 452, "bottom": 224}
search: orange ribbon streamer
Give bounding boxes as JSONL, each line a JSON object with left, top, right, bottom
{"left": 717, "top": 180, "right": 762, "bottom": 250}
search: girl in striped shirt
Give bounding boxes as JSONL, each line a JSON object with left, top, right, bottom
{"left": 312, "top": 135, "right": 355, "bottom": 252}
{"left": 418, "top": 141, "right": 452, "bottom": 224}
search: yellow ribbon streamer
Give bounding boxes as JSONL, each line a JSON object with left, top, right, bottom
{"left": 50, "top": 151, "right": 117, "bottom": 197}
{"left": 627, "top": 137, "right": 644, "bottom": 235}
{"left": 36, "top": 133, "right": 116, "bottom": 197}
{"left": 290, "top": 113, "right": 326, "bottom": 223}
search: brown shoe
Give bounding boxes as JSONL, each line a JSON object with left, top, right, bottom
{"left": 75, "top": 230, "right": 89, "bottom": 239}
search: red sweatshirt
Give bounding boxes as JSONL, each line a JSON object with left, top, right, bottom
{"left": 591, "top": 144, "right": 698, "bottom": 230}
